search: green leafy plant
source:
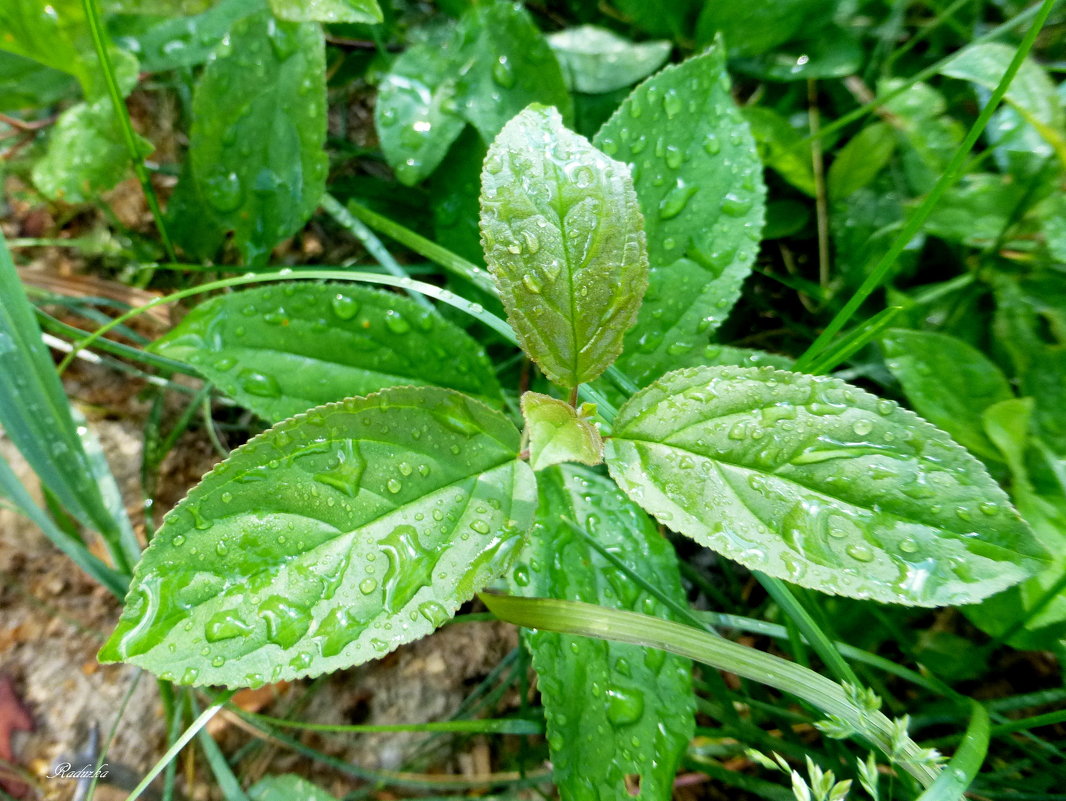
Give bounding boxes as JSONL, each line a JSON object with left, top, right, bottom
{"left": 4, "top": 1, "right": 1066, "bottom": 799}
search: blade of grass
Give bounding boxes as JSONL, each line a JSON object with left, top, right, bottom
{"left": 795, "top": 0, "right": 1058, "bottom": 373}
{"left": 916, "top": 702, "right": 989, "bottom": 801}
{"left": 480, "top": 593, "right": 942, "bottom": 788}
{"left": 81, "top": 0, "right": 176, "bottom": 265}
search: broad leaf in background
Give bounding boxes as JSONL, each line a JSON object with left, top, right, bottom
{"left": 0, "top": 52, "right": 78, "bottom": 111}
{"left": 743, "top": 106, "right": 816, "bottom": 196}
{"left": 0, "top": 0, "right": 140, "bottom": 102}
{"left": 250, "top": 774, "right": 337, "bottom": 801}
{"left": 32, "top": 100, "right": 153, "bottom": 203}
{"left": 151, "top": 284, "right": 502, "bottom": 422}
{"left": 453, "top": 1, "right": 572, "bottom": 142}
{"left": 605, "top": 366, "right": 1047, "bottom": 606}
{"left": 595, "top": 45, "right": 766, "bottom": 388}
{"left": 828, "top": 122, "right": 896, "bottom": 201}
{"left": 733, "top": 27, "right": 863, "bottom": 82}
{"left": 510, "top": 465, "right": 694, "bottom": 801}
{"left": 610, "top": 0, "right": 698, "bottom": 38}
{"left": 881, "top": 328, "right": 1012, "bottom": 462}
{"left": 105, "top": 0, "right": 211, "bottom": 13}
{"left": 128, "top": 0, "right": 267, "bottom": 72}
{"left": 0, "top": 234, "right": 139, "bottom": 574}
{"left": 940, "top": 42, "right": 1066, "bottom": 176}
{"left": 480, "top": 105, "right": 648, "bottom": 388}
{"left": 879, "top": 79, "right": 964, "bottom": 194}
{"left": 430, "top": 128, "right": 487, "bottom": 265}
{"left": 695, "top": 0, "right": 832, "bottom": 56}
{"left": 100, "top": 387, "right": 537, "bottom": 687}
{"left": 520, "top": 392, "right": 603, "bottom": 471}
{"left": 269, "top": 0, "right": 382, "bottom": 24}
{"left": 375, "top": 23, "right": 468, "bottom": 185}
{"left": 547, "top": 26, "right": 671, "bottom": 94}
{"left": 171, "top": 10, "right": 327, "bottom": 265}
{"left": 967, "top": 398, "right": 1066, "bottom": 650}
{"left": 924, "top": 174, "right": 1029, "bottom": 248}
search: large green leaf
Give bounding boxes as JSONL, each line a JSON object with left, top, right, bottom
{"left": 32, "top": 99, "right": 153, "bottom": 203}
{"left": 151, "top": 283, "right": 502, "bottom": 423}
{"left": 480, "top": 105, "right": 648, "bottom": 389}
{"left": 171, "top": 10, "right": 327, "bottom": 265}
{"left": 0, "top": 233, "right": 139, "bottom": 574}
{"left": 510, "top": 465, "right": 694, "bottom": 801}
{"left": 547, "top": 26, "right": 671, "bottom": 95}
{"left": 604, "top": 366, "right": 1046, "bottom": 606}
{"left": 594, "top": 45, "right": 766, "bottom": 388}
{"left": 269, "top": 0, "right": 382, "bottom": 24}
{"left": 0, "top": 0, "right": 99, "bottom": 97}
{"left": 453, "top": 1, "right": 572, "bottom": 142}
{"left": 881, "top": 328, "right": 1013, "bottom": 462}
{"left": 250, "top": 774, "right": 337, "bottom": 801}
{"left": 695, "top": 0, "right": 832, "bottom": 56}
{"left": 100, "top": 386, "right": 537, "bottom": 688}
{"left": 374, "top": 23, "right": 468, "bottom": 186}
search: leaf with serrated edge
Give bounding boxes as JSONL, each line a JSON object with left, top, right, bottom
{"left": 151, "top": 284, "right": 502, "bottom": 423}
{"left": 605, "top": 366, "right": 1047, "bottom": 607}
{"left": 548, "top": 25, "right": 671, "bottom": 94}
{"left": 454, "top": 3, "right": 572, "bottom": 142}
{"left": 480, "top": 105, "right": 648, "bottom": 389}
{"left": 594, "top": 45, "right": 766, "bottom": 388}
{"left": 375, "top": 23, "right": 467, "bottom": 186}
{"left": 520, "top": 392, "right": 602, "bottom": 471}
{"left": 510, "top": 465, "right": 694, "bottom": 801}
{"left": 881, "top": 328, "right": 1012, "bottom": 461}
{"left": 100, "top": 386, "right": 536, "bottom": 688}
{"left": 183, "top": 10, "right": 327, "bottom": 265}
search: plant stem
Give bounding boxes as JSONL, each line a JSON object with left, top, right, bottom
{"left": 795, "top": 0, "right": 1058, "bottom": 372}
{"left": 81, "top": 0, "right": 177, "bottom": 264}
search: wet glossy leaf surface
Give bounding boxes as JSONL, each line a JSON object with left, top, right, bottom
{"left": 454, "top": 2, "right": 572, "bottom": 142}
{"left": 375, "top": 23, "right": 468, "bottom": 185}
{"left": 547, "top": 26, "right": 671, "bottom": 95}
{"left": 269, "top": 0, "right": 382, "bottom": 24}
{"left": 594, "top": 46, "right": 765, "bottom": 388}
{"left": 100, "top": 386, "right": 537, "bottom": 687}
{"left": 152, "top": 284, "right": 501, "bottom": 422}
{"left": 605, "top": 366, "right": 1046, "bottom": 606}
{"left": 480, "top": 105, "right": 648, "bottom": 388}
{"left": 172, "top": 10, "right": 327, "bottom": 265}
{"left": 32, "top": 100, "right": 152, "bottom": 203}
{"left": 520, "top": 392, "right": 603, "bottom": 471}
{"left": 510, "top": 465, "right": 694, "bottom": 801}
{"left": 881, "top": 328, "right": 1012, "bottom": 461}
{"left": 129, "top": 0, "right": 266, "bottom": 72}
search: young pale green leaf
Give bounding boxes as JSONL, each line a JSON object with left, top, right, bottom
{"left": 249, "top": 774, "right": 337, "bottom": 801}
{"left": 604, "top": 366, "right": 1047, "bottom": 607}
{"left": 742, "top": 106, "right": 816, "bottom": 196}
{"left": 520, "top": 392, "right": 603, "bottom": 471}
{"left": 151, "top": 284, "right": 502, "bottom": 423}
{"left": 881, "top": 328, "right": 1013, "bottom": 461}
{"left": 268, "top": 0, "right": 382, "bottom": 24}
{"left": 547, "top": 26, "right": 671, "bottom": 94}
{"left": 510, "top": 465, "right": 694, "bottom": 801}
{"left": 32, "top": 100, "right": 153, "bottom": 204}
{"left": 173, "top": 10, "right": 327, "bottom": 265}
{"left": 594, "top": 45, "right": 766, "bottom": 388}
{"left": 99, "top": 386, "right": 536, "bottom": 688}
{"left": 454, "top": 2, "right": 572, "bottom": 142}
{"left": 375, "top": 24, "right": 468, "bottom": 186}
{"left": 480, "top": 105, "right": 649, "bottom": 389}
